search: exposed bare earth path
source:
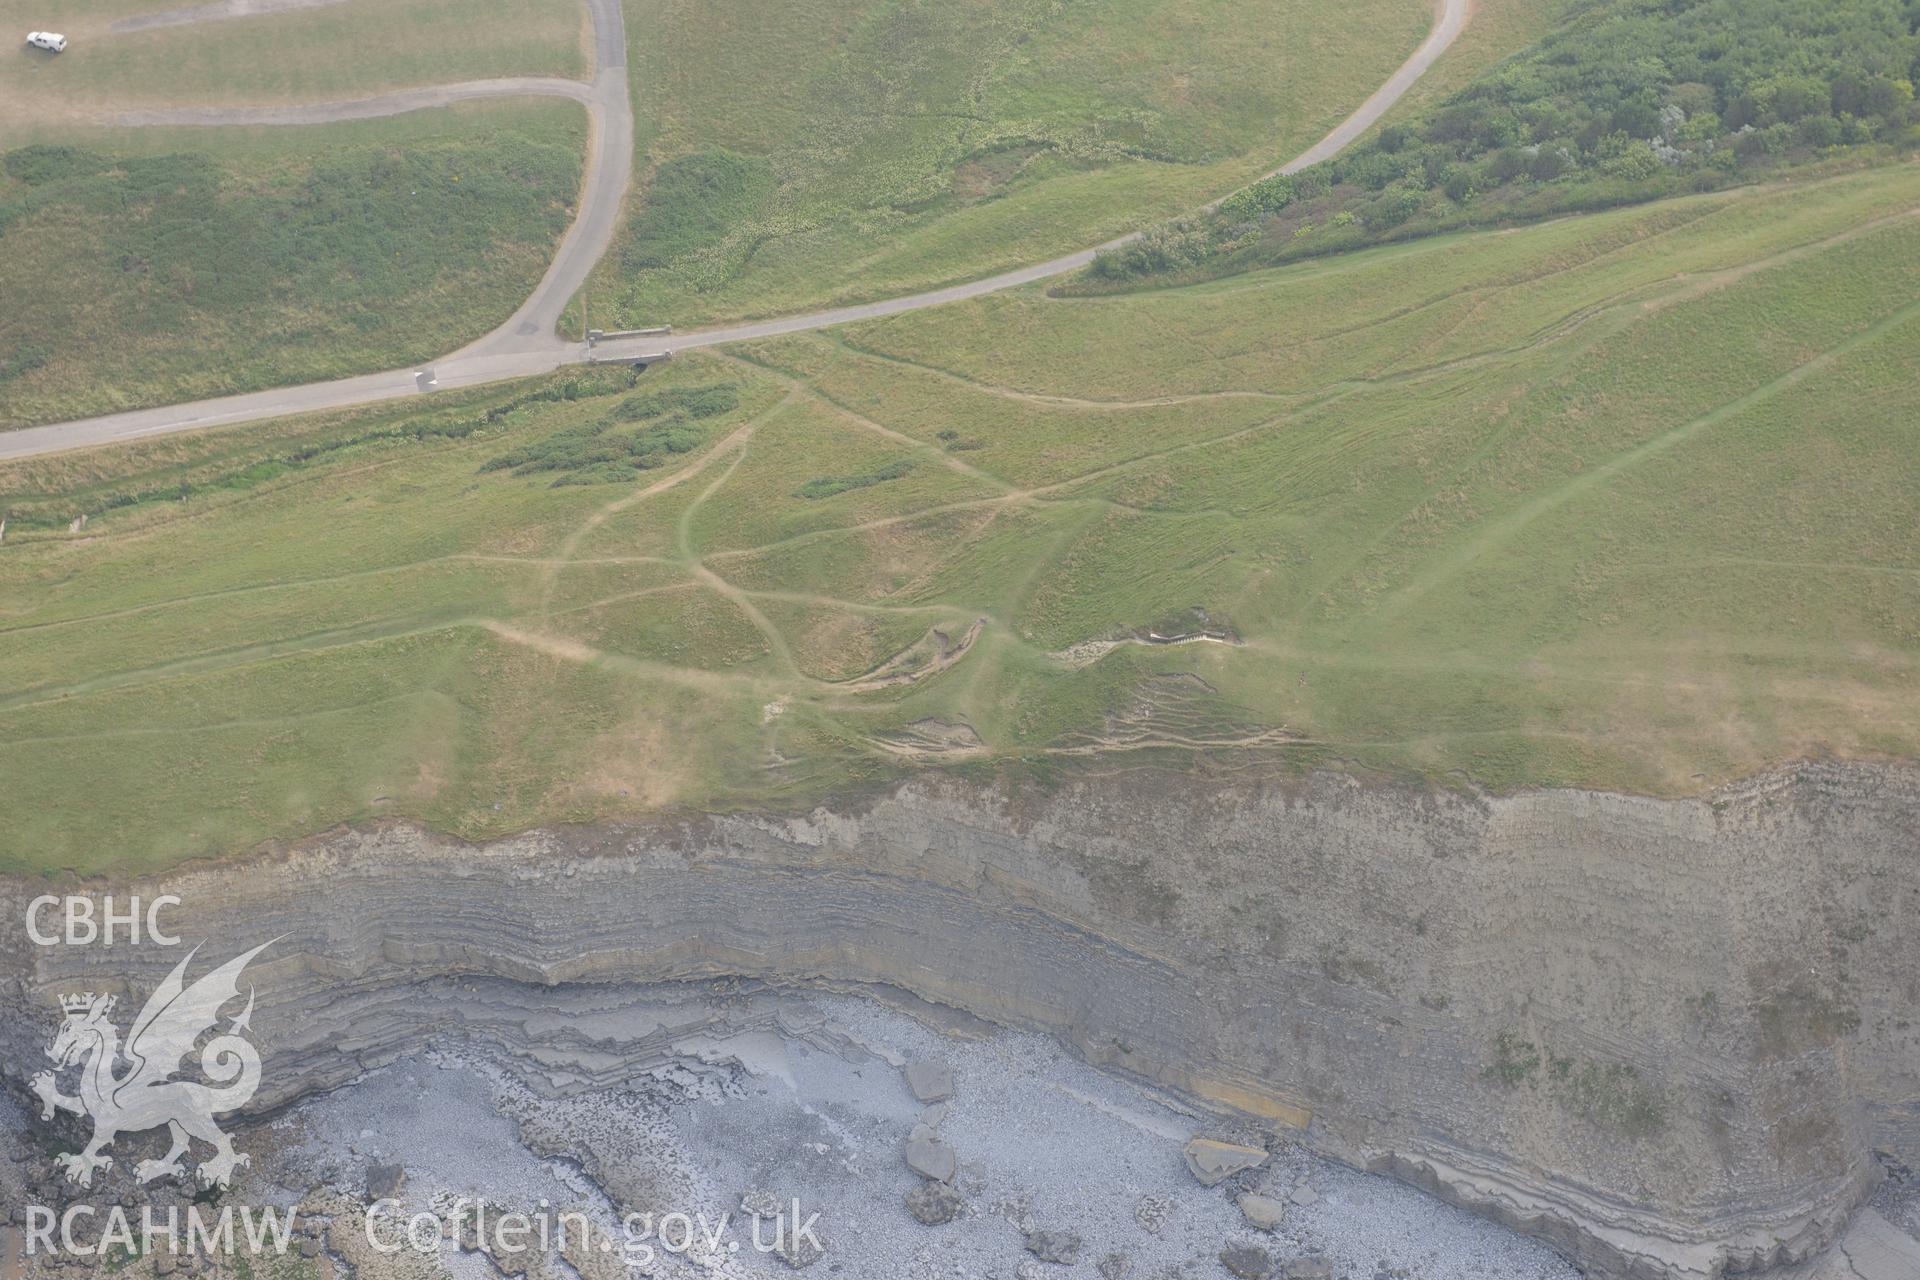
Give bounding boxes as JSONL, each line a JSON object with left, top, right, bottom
{"left": 0, "top": 0, "right": 1468, "bottom": 462}
{"left": 110, "top": 0, "right": 353, "bottom": 35}
{"left": 109, "top": 77, "right": 593, "bottom": 128}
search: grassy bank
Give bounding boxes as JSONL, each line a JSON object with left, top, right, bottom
{"left": 0, "top": 101, "right": 584, "bottom": 429}
{"left": 3, "top": 163, "right": 1917, "bottom": 871}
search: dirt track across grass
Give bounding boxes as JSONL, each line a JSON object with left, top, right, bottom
{"left": 110, "top": 0, "right": 352, "bottom": 34}
{"left": 109, "top": 76, "right": 592, "bottom": 126}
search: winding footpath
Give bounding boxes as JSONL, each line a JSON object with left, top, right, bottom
{"left": 0, "top": 0, "right": 1467, "bottom": 462}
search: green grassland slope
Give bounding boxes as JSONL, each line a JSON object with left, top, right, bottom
{"left": 0, "top": 103, "right": 584, "bottom": 429}
{"left": 582, "top": 0, "right": 1437, "bottom": 327}
{"left": 3, "top": 159, "right": 1915, "bottom": 873}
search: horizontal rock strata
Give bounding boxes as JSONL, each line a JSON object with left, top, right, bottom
{"left": 2, "top": 760, "right": 1915, "bottom": 1279}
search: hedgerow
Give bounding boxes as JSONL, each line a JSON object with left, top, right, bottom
{"left": 795, "top": 459, "right": 914, "bottom": 500}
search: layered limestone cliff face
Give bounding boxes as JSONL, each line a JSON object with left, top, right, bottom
{"left": 2, "top": 761, "right": 1915, "bottom": 1279}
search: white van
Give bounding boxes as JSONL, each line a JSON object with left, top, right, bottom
{"left": 26, "top": 31, "right": 67, "bottom": 53}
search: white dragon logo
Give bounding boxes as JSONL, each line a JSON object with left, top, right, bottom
{"left": 29, "top": 941, "right": 273, "bottom": 1190}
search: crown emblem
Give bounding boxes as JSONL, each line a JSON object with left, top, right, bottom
{"left": 59, "top": 992, "right": 109, "bottom": 1015}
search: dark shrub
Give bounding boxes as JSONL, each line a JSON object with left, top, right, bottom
{"left": 1528, "top": 148, "right": 1570, "bottom": 181}
{"left": 3, "top": 145, "right": 110, "bottom": 185}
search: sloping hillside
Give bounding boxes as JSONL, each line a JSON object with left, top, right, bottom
{"left": 1, "top": 162, "right": 1915, "bottom": 872}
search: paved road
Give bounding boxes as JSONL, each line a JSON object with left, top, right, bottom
{"left": 452, "top": 0, "right": 631, "bottom": 365}
{"left": 0, "top": 0, "right": 1467, "bottom": 462}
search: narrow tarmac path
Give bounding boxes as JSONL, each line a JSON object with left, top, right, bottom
{"left": 0, "top": 0, "right": 1467, "bottom": 462}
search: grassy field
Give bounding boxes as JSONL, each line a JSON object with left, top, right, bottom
{"left": 1, "top": 0, "right": 584, "bottom": 123}
{"left": 3, "top": 161, "right": 1917, "bottom": 872}
{"left": 0, "top": 101, "right": 584, "bottom": 428}
{"left": 576, "top": 0, "right": 1434, "bottom": 329}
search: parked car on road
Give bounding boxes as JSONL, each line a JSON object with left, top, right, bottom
{"left": 26, "top": 31, "right": 67, "bottom": 52}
